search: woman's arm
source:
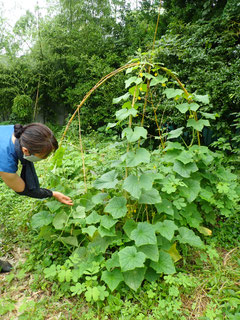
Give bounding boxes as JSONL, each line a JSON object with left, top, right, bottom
{"left": 0, "top": 172, "right": 73, "bottom": 205}
{"left": 0, "top": 172, "right": 25, "bottom": 192}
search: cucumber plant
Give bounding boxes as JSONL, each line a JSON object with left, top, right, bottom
{"left": 31, "top": 59, "right": 239, "bottom": 301}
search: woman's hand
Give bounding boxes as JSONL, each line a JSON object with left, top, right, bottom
{"left": 52, "top": 191, "right": 73, "bottom": 206}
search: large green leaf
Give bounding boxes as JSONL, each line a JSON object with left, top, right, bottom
{"left": 215, "top": 167, "right": 237, "bottom": 181}
{"left": 73, "top": 206, "right": 86, "bottom": 219}
{"left": 113, "top": 92, "right": 130, "bottom": 104}
{"left": 157, "top": 236, "right": 173, "bottom": 251}
{"left": 123, "top": 268, "right": 146, "bottom": 291}
{"left": 85, "top": 211, "right": 101, "bottom": 224}
{"left": 126, "top": 148, "right": 150, "bottom": 167}
{"left": 175, "top": 103, "right": 189, "bottom": 113}
{"left": 106, "top": 252, "right": 120, "bottom": 271}
{"left": 52, "top": 212, "right": 68, "bottom": 230}
{"left": 145, "top": 267, "right": 159, "bottom": 282}
{"left": 98, "top": 226, "right": 116, "bottom": 237}
{"left": 177, "top": 227, "right": 203, "bottom": 248}
{"left": 154, "top": 220, "right": 178, "bottom": 241}
{"left": 150, "top": 251, "right": 176, "bottom": 274}
{"left": 139, "top": 173, "right": 155, "bottom": 190}
{"left": 104, "top": 196, "right": 127, "bottom": 219}
{"left": 139, "top": 83, "right": 147, "bottom": 92}
{"left": 187, "top": 119, "right": 210, "bottom": 131}
{"left": 100, "top": 215, "right": 117, "bottom": 229}
{"left": 118, "top": 246, "right": 146, "bottom": 271}
{"left": 31, "top": 211, "right": 53, "bottom": 229}
{"left": 139, "top": 188, "right": 161, "bottom": 204}
{"left": 123, "top": 174, "right": 141, "bottom": 199}
{"left": 142, "top": 72, "right": 154, "bottom": 79}
{"left": 200, "top": 112, "right": 216, "bottom": 119}
{"left": 106, "top": 122, "right": 117, "bottom": 130}
{"left": 92, "top": 193, "right": 108, "bottom": 204}
{"left": 123, "top": 219, "right": 137, "bottom": 238}
{"left": 162, "top": 149, "right": 182, "bottom": 163}
{"left": 101, "top": 269, "right": 124, "bottom": 291}
{"left": 52, "top": 146, "right": 65, "bottom": 168}
{"left": 122, "top": 101, "right": 132, "bottom": 109}
{"left": 179, "top": 179, "right": 201, "bottom": 202}
{"left": 181, "top": 203, "right": 203, "bottom": 228}
{"left": 173, "top": 160, "right": 198, "bottom": 178}
{"left": 123, "top": 173, "right": 154, "bottom": 199}
{"left": 165, "top": 142, "right": 184, "bottom": 151}
{"left": 138, "top": 244, "right": 159, "bottom": 262}
{"left": 39, "top": 226, "right": 55, "bottom": 240}
{"left": 155, "top": 199, "right": 174, "bottom": 216}
{"left": 60, "top": 236, "right": 78, "bottom": 247}
{"left": 45, "top": 201, "right": 62, "bottom": 213}
{"left": 176, "top": 150, "right": 193, "bottom": 164}
{"left": 87, "top": 234, "right": 114, "bottom": 254}
{"left": 93, "top": 170, "right": 118, "bottom": 189}
{"left": 129, "top": 85, "right": 139, "bottom": 97}
{"left": 130, "top": 222, "right": 157, "bottom": 246}
{"left": 150, "top": 75, "right": 168, "bottom": 86}
{"left": 193, "top": 94, "right": 209, "bottom": 104}
{"left": 82, "top": 226, "right": 97, "bottom": 237}
{"left": 125, "top": 76, "right": 138, "bottom": 88}
{"left": 167, "top": 127, "right": 184, "bottom": 139}
{"left": 122, "top": 126, "right": 147, "bottom": 143}
{"left": 163, "top": 88, "right": 183, "bottom": 99}
{"left": 116, "top": 108, "right": 138, "bottom": 121}
{"left": 189, "top": 103, "right": 200, "bottom": 111}
{"left": 79, "top": 193, "right": 95, "bottom": 212}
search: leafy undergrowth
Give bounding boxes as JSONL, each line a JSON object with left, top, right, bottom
{"left": 0, "top": 132, "right": 239, "bottom": 320}
{"left": 0, "top": 242, "right": 239, "bottom": 319}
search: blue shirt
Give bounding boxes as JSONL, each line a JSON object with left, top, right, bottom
{"left": 0, "top": 125, "right": 18, "bottom": 173}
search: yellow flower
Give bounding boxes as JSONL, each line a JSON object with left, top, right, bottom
{"left": 154, "top": 73, "right": 158, "bottom": 76}
{"left": 133, "top": 209, "right": 136, "bottom": 213}
{"left": 162, "top": 83, "right": 166, "bottom": 87}
{"left": 153, "top": 166, "right": 156, "bottom": 169}
{"left": 139, "top": 73, "right": 143, "bottom": 77}
{"left": 140, "top": 87, "right": 143, "bottom": 91}
{"left": 138, "top": 96, "right": 141, "bottom": 100}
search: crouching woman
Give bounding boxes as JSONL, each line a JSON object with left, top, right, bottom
{"left": 0, "top": 123, "right": 73, "bottom": 272}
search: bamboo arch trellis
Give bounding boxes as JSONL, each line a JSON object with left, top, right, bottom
{"left": 60, "top": 62, "right": 139, "bottom": 146}
{"left": 59, "top": 61, "right": 200, "bottom": 193}
{"left": 60, "top": 63, "right": 198, "bottom": 145}
{"left": 60, "top": 63, "right": 199, "bottom": 147}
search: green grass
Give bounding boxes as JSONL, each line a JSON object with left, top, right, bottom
{"left": 0, "top": 239, "right": 239, "bottom": 319}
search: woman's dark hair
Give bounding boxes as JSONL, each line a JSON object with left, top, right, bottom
{"left": 14, "top": 123, "right": 58, "bottom": 157}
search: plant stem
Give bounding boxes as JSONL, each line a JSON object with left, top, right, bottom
{"left": 77, "top": 109, "right": 87, "bottom": 192}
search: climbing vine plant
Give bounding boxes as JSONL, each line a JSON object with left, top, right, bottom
{"left": 31, "top": 59, "right": 239, "bottom": 302}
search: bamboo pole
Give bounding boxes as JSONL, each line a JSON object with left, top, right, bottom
{"left": 60, "top": 62, "right": 139, "bottom": 146}
{"left": 77, "top": 109, "right": 87, "bottom": 192}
